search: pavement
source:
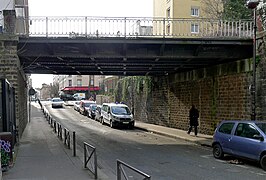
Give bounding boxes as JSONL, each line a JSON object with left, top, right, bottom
{"left": 2, "top": 103, "right": 213, "bottom": 180}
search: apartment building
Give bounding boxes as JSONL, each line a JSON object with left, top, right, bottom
{"left": 57, "top": 75, "right": 104, "bottom": 93}
{"left": 153, "top": 0, "right": 214, "bottom": 37}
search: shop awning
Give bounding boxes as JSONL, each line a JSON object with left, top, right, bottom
{"left": 62, "top": 86, "right": 100, "bottom": 91}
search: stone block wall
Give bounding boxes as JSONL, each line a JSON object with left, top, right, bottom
{"left": 115, "top": 59, "right": 253, "bottom": 135}
{"left": 0, "top": 35, "right": 28, "bottom": 137}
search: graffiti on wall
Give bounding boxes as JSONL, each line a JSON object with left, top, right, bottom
{"left": 0, "top": 132, "right": 13, "bottom": 168}
{"left": 0, "top": 139, "right": 11, "bottom": 166}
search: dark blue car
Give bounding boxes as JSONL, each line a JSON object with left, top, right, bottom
{"left": 212, "top": 120, "right": 266, "bottom": 171}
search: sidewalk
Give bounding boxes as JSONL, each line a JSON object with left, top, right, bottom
{"left": 135, "top": 121, "right": 213, "bottom": 147}
{"left": 3, "top": 105, "right": 94, "bottom": 180}
{"left": 3, "top": 104, "right": 213, "bottom": 180}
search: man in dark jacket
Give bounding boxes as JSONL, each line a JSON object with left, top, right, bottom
{"left": 187, "top": 104, "right": 199, "bottom": 136}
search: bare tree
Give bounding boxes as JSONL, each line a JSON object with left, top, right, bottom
{"left": 201, "top": 0, "right": 226, "bottom": 19}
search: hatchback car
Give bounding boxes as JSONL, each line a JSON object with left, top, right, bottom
{"left": 87, "top": 104, "right": 97, "bottom": 119}
{"left": 79, "top": 100, "right": 96, "bottom": 116}
{"left": 212, "top": 120, "right": 266, "bottom": 170}
{"left": 51, "top": 98, "right": 64, "bottom": 108}
{"left": 95, "top": 105, "right": 102, "bottom": 122}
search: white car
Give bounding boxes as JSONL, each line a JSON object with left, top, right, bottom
{"left": 51, "top": 98, "right": 64, "bottom": 108}
{"left": 73, "top": 101, "right": 81, "bottom": 111}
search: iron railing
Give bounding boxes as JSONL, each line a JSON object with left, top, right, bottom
{"left": 84, "top": 142, "right": 97, "bottom": 179}
{"left": 42, "top": 105, "right": 76, "bottom": 156}
{"left": 16, "top": 16, "right": 253, "bottom": 39}
{"left": 117, "top": 159, "right": 151, "bottom": 180}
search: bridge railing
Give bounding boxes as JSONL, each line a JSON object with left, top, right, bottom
{"left": 17, "top": 16, "right": 253, "bottom": 39}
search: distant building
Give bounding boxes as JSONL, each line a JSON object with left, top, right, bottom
{"left": 100, "top": 76, "right": 119, "bottom": 94}
{"left": 55, "top": 75, "right": 105, "bottom": 99}
{"left": 153, "top": 0, "right": 216, "bottom": 37}
{"left": 40, "top": 83, "right": 51, "bottom": 100}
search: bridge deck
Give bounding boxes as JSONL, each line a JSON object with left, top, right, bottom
{"left": 18, "top": 37, "right": 253, "bottom": 76}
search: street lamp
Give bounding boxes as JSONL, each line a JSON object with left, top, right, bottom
{"left": 246, "top": 0, "right": 259, "bottom": 120}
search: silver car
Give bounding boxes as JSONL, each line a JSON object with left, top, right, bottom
{"left": 51, "top": 98, "right": 64, "bottom": 108}
{"left": 73, "top": 101, "right": 80, "bottom": 111}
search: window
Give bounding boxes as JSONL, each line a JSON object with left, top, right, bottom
{"left": 167, "top": 24, "right": 170, "bottom": 34}
{"left": 256, "top": 123, "right": 266, "bottom": 134}
{"left": 191, "top": 7, "right": 199, "bottom": 17}
{"left": 218, "top": 123, "right": 235, "bottom": 134}
{"left": 77, "top": 79, "right": 82, "bottom": 86}
{"left": 166, "top": 8, "right": 170, "bottom": 19}
{"left": 68, "top": 80, "right": 72, "bottom": 86}
{"left": 235, "top": 123, "right": 260, "bottom": 139}
{"left": 191, "top": 23, "right": 199, "bottom": 33}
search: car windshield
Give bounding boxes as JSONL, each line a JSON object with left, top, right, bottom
{"left": 111, "top": 106, "right": 131, "bottom": 115}
{"left": 84, "top": 103, "right": 93, "bottom": 107}
{"left": 256, "top": 122, "right": 266, "bottom": 134}
{"left": 91, "top": 106, "right": 97, "bottom": 111}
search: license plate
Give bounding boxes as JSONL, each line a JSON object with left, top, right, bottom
{"left": 123, "top": 122, "right": 129, "bottom": 124}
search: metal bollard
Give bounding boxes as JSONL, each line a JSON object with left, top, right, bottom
{"left": 73, "top": 131, "right": 76, "bottom": 156}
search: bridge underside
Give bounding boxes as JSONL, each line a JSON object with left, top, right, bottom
{"left": 18, "top": 37, "right": 253, "bottom": 76}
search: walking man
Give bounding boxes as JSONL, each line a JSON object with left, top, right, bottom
{"left": 187, "top": 104, "right": 199, "bottom": 136}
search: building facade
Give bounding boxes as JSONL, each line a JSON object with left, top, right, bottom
{"left": 57, "top": 75, "right": 104, "bottom": 90}
{"left": 40, "top": 83, "right": 51, "bottom": 100}
{"left": 153, "top": 0, "right": 216, "bottom": 37}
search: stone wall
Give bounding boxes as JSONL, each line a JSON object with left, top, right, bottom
{"left": 115, "top": 59, "right": 253, "bottom": 135}
{"left": 0, "top": 35, "right": 28, "bottom": 137}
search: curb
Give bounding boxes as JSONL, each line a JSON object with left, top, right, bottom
{"left": 135, "top": 125, "right": 213, "bottom": 148}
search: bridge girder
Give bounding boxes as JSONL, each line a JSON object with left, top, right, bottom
{"left": 18, "top": 37, "right": 253, "bottom": 76}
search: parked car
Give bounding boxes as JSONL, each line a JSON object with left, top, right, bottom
{"left": 212, "top": 120, "right": 266, "bottom": 171}
{"left": 51, "top": 97, "right": 64, "bottom": 108}
{"left": 101, "top": 103, "right": 134, "bottom": 128}
{"left": 73, "top": 101, "right": 81, "bottom": 111}
{"left": 87, "top": 104, "right": 97, "bottom": 119}
{"left": 79, "top": 100, "right": 96, "bottom": 116}
{"left": 95, "top": 105, "right": 102, "bottom": 122}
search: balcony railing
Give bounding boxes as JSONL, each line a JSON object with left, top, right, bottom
{"left": 16, "top": 16, "right": 253, "bottom": 39}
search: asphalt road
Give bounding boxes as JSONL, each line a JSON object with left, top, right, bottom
{"left": 44, "top": 102, "right": 266, "bottom": 180}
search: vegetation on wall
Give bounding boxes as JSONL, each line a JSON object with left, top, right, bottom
{"left": 114, "top": 76, "right": 153, "bottom": 103}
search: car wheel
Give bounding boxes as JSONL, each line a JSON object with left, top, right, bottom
{"left": 260, "top": 154, "right": 266, "bottom": 171}
{"left": 213, "top": 144, "right": 224, "bottom": 159}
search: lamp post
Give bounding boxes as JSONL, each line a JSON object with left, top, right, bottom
{"left": 246, "top": 0, "right": 259, "bottom": 120}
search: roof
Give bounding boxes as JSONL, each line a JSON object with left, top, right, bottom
{"left": 102, "top": 103, "right": 129, "bottom": 107}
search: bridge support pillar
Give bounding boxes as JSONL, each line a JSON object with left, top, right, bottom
{"left": 3, "top": 10, "right": 16, "bottom": 34}
{"left": 0, "top": 35, "right": 28, "bottom": 140}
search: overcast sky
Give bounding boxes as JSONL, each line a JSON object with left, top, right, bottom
{"left": 29, "top": 0, "right": 153, "bottom": 17}
{"left": 29, "top": 0, "right": 153, "bottom": 88}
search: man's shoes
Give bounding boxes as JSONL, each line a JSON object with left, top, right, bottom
{"left": 187, "top": 132, "right": 190, "bottom": 135}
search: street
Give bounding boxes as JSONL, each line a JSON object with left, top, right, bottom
{"left": 43, "top": 102, "right": 266, "bottom": 180}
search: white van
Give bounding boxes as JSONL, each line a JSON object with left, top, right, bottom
{"left": 73, "top": 93, "right": 85, "bottom": 100}
{"left": 101, "top": 103, "right": 134, "bottom": 128}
